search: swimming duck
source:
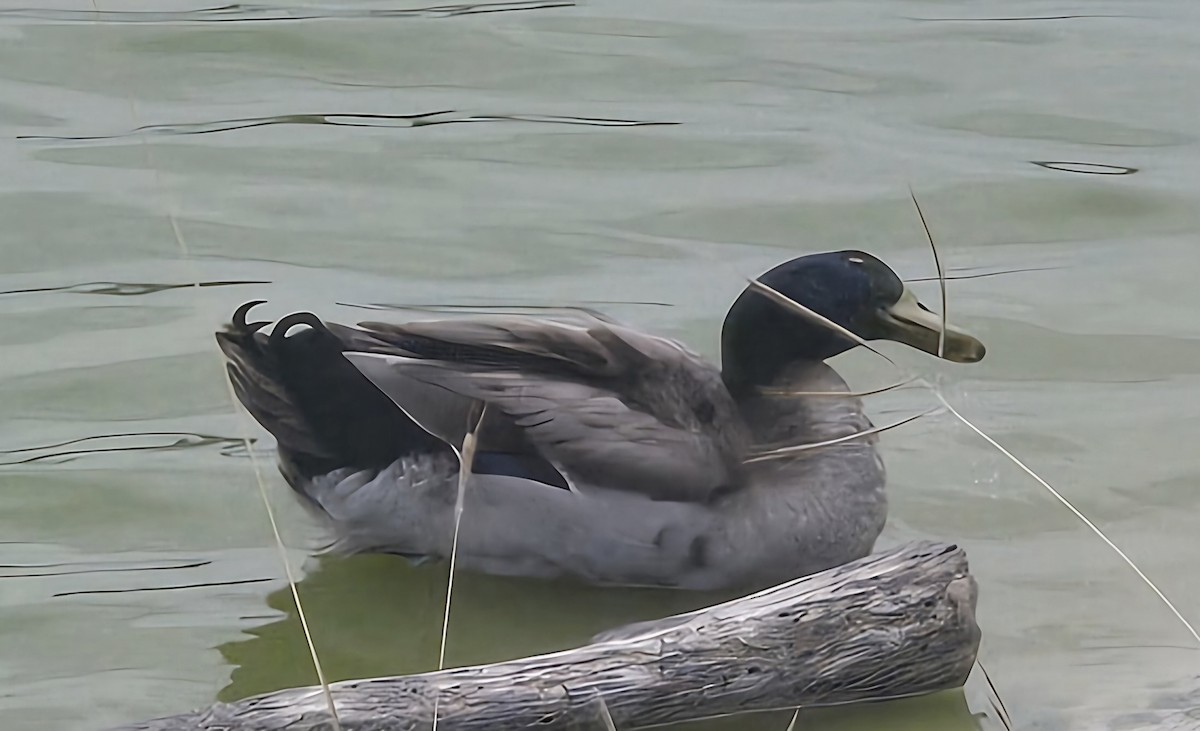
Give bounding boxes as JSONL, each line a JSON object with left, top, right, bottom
{"left": 217, "top": 250, "right": 984, "bottom": 591}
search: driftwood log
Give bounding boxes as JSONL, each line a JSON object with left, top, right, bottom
{"left": 109, "top": 541, "right": 980, "bottom": 731}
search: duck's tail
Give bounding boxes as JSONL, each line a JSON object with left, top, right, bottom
{"left": 215, "top": 301, "right": 447, "bottom": 487}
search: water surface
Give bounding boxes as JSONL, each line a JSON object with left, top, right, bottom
{"left": 3, "top": 1, "right": 1199, "bottom": 729}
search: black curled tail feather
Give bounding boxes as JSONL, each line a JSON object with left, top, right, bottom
{"left": 216, "top": 301, "right": 449, "bottom": 483}
{"left": 216, "top": 302, "right": 338, "bottom": 474}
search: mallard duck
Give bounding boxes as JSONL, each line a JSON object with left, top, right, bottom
{"left": 217, "top": 250, "right": 984, "bottom": 591}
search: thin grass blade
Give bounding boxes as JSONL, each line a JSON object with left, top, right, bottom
{"left": 908, "top": 188, "right": 947, "bottom": 359}
{"left": 759, "top": 376, "right": 919, "bottom": 398}
{"left": 784, "top": 708, "right": 802, "bottom": 730}
{"left": 977, "top": 661, "right": 1013, "bottom": 730}
{"left": 909, "top": 191, "right": 1200, "bottom": 646}
{"left": 932, "top": 390, "right": 1200, "bottom": 645}
{"left": 744, "top": 407, "right": 940, "bottom": 464}
{"left": 432, "top": 402, "right": 488, "bottom": 731}
{"left": 595, "top": 695, "right": 619, "bottom": 731}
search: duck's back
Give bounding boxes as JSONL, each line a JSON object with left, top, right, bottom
{"left": 217, "top": 306, "right": 762, "bottom": 582}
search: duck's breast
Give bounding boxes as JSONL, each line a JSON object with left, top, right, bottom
{"left": 681, "top": 362, "right": 888, "bottom": 589}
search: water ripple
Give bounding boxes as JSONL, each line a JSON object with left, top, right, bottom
{"left": 0, "top": 279, "right": 268, "bottom": 297}
{"left": 1, "top": 559, "right": 211, "bottom": 579}
{"left": 0, "top": 432, "right": 255, "bottom": 466}
{"left": 19, "top": 111, "right": 677, "bottom": 142}
{"left": 1031, "top": 161, "right": 1139, "bottom": 176}
{"left": 337, "top": 299, "right": 673, "bottom": 314}
{"left": 53, "top": 577, "right": 273, "bottom": 597}
{"left": 0, "top": 1, "right": 574, "bottom": 24}
{"left": 906, "top": 14, "right": 1134, "bottom": 22}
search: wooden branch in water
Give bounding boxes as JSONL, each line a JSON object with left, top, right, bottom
{"left": 107, "top": 541, "right": 981, "bottom": 731}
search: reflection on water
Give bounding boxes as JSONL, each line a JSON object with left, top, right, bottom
{"left": 217, "top": 554, "right": 984, "bottom": 730}
{"left": 218, "top": 554, "right": 733, "bottom": 699}
{"left": 1110, "top": 680, "right": 1200, "bottom": 731}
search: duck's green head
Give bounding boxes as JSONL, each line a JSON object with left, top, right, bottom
{"left": 721, "top": 250, "right": 985, "bottom": 389}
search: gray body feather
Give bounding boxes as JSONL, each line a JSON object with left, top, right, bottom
{"left": 219, "top": 309, "right": 887, "bottom": 591}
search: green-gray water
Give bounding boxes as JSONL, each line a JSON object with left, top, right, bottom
{"left": 2, "top": 2, "right": 1198, "bottom": 729}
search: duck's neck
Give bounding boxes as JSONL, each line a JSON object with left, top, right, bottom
{"left": 719, "top": 289, "right": 857, "bottom": 395}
